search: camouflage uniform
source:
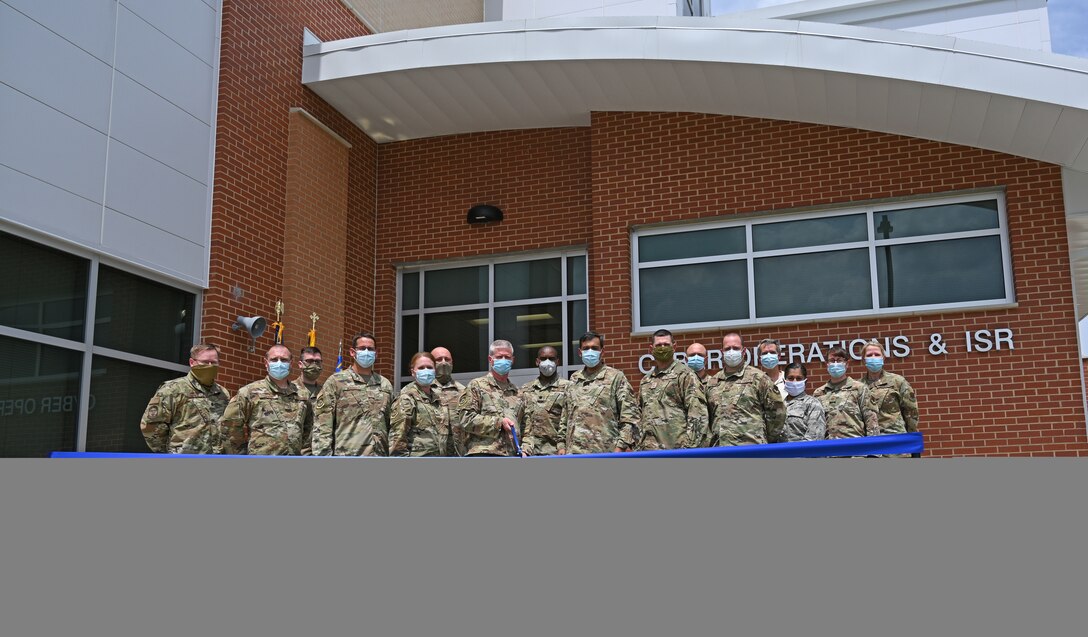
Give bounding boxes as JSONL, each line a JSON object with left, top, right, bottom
{"left": 770, "top": 373, "right": 787, "bottom": 400}
{"left": 311, "top": 369, "right": 393, "bottom": 456}
{"left": 706, "top": 365, "right": 786, "bottom": 446}
{"left": 636, "top": 360, "right": 708, "bottom": 450}
{"left": 557, "top": 365, "right": 640, "bottom": 455}
{"left": 388, "top": 382, "right": 451, "bottom": 457}
{"left": 220, "top": 377, "right": 312, "bottom": 455}
{"left": 434, "top": 377, "right": 466, "bottom": 456}
{"left": 140, "top": 372, "right": 231, "bottom": 454}
{"left": 292, "top": 378, "right": 322, "bottom": 405}
{"left": 863, "top": 371, "right": 919, "bottom": 435}
{"left": 813, "top": 377, "right": 879, "bottom": 439}
{"left": 458, "top": 373, "right": 523, "bottom": 456}
{"left": 783, "top": 393, "right": 827, "bottom": 442}
{"left": 519, "top": 375, "right": 571, "bottom": 456}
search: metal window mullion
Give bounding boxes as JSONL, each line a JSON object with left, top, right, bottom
{"left": 90, "top": 345, "right": 191, "bottom": 374}
{"left": 637, "top": 253, "right": 748, "bottom": 269}
{"left": 0, "top": 325, "right": 89, "bottom": 352}
{"left": 997, "top": 196, "right": 1016, "bottom": 302}
{"left": 745, "top": 223, "right": 756, "bottom": 323}
{"left": 76, "top": 259, "right": 100, "bottom": 452}
{"left": 561, "top": 255, "right": 569, "bottom": 367}
{"left": 752, "top": 240, "right": 872, "bottom": 259}
{"left": 868, "top": 209, "right": 881, "bottom": 311}
{"left": 873, "top": 227, "right": 1003, "bottom": 247}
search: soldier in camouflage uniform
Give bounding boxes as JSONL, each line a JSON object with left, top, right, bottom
{"left": 311, "top": 331, "right": 393, "bottom": 456}
{"left": 431, "top": 346, "right": 466, "bottom": 456}
{"left": 706, "top": 332, "right": 786, "bottom": 446}
{"left": 519, "top": 346, "right": 571, "bottom": 456}
{"left": 813, "top": 346, "right": 879, "bottom": 439}
{"left": 782, "top": 362, "right": 826, "bottom": 442}
{"left": 557, "top": 331, "right": 640, "bottom": 455}
{"left": 220, "top": 345, "right": 312, "bottom": 455}
{"left": 458, "top": 340, "right": 523, "bottom": 456}
{"left": 389, "top": 352, "right": 452, "bottom": 456}
{"left": 757, "top": 338, "right": 787, "bottom": 400}
{"left": 685, "top": 342, "right": 710, "bottom": 385}
{"left": 637, "top": 329, "right": 708, "bottom": 450}
{"left": 861, "top": 340, "right": 919, "bottom": 435}
{"left": 140, "top": 343, "right": 230, "bottom": 454}
{"left": 292, "top": 346, "right": 324, "bottom": 404}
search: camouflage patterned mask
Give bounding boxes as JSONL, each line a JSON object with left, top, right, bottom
{"left": 302, "top": 363, "right": 322, "bottom": 381}
{"left": 435, "top": 362, "right": 453, "bottom": 381}
{"left": 652, "top": 345, "right": 674, "bottom": 362}
{"left": 191, "top": 364, "right": 218, "bottom": 386}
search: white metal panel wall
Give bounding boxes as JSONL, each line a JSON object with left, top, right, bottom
{"left": 497, "top": 0, "right": 679, "bottom": 19}
{"left": 0, "top": 0, "right": 220, "bottom": 288}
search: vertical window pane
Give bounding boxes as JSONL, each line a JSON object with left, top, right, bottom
{"left": 400, "top": 314, "right": 419, "bottom": 378}
{"left": 638, "top": 227, "right": 745, "bottom": 262}
{"left": 495, "top": 258, "right": 561, "bottom": 301}
{"left": 494, "top": 302, "right": 563, "bottom": 367}
{"left": 0, "top": 231, "right": 88, "bottom": 341}
{"left": 754, "top": 250, "right": 872, "bottom": 318}
{"left": 639, "top": 261, "right": 748, "bottom": 326}
{"left": 401, "top": 272, "right": 420, "bottom": 311}
{"left": 86, "top": 357, "right": 179, "bottom": 453}
{"left": 424, "top": 266, "right": 488, "bottom": 307}
{"left": 567, "top": 300, "right": 587, "bottom": 366}
{"left": 94, "top": 266, "right": 195, "bottom": 364}
{"left": 0, "top": 335, "right": 81, "bottom": 457}
{"left": 878, "top": 236, "right": 1006, "bottom": 307}
{"left": 875, "top": 200, "right": 999, "bottom": 240}
{"left": 753, "top": 214, "right": 867, "bottom": 251}
{"left": 567, "top": 256, "right": 587, "bottom": 296}
{"left": 424, "top": 309, "right": 488, "bottom": 373}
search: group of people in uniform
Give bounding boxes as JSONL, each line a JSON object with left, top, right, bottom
{"left": 139, "top": 328, "right": 919, "bottom": 457}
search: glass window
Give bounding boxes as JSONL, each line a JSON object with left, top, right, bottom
{"left": 874, "top": 201, "right": 999, "bottom": 240}
{"left": 86, "top": 356, "right": 179, "bottom": 453}
{"left": 753, "top": 214, "right": 867, "bottom": 251}
{"left": 0, "top": 231, "right": 89, "bottom": 341}
{"left": 638, "top": 226, "right": 745, "bottom": 262}
{"left": 567, "top": 256, "right": 586, "bottom": 295}
{"left": 0, "top": 335, "right": 81, "bottom": 457}
{"left": 94, "top": 265, "right": 195, "bottom": 364}
{"left": 878, "top": 236, "right": 1006, "bottom": 307}
{"left": 424, "top": 309, "right": 489, "bottom": 373}
{"left": 755, "top": 250, "right": 872, "bottom": 318}
{"left": 401, "top": 272, "right": 420, "bottom": 311}
{"left": 567, "top": 299, "right": 587, "bottom": 366}
{"left": 639, "top": 260, "right": 748, "bottom": 326}
{"left": 494, "top": 302, "right": 563, "bottom": 368}
{"left": 400, "top": 314, "right": 419, "bottom": 377}
{"left": 495, "top": 258, "right": 561, "bottom": 301}
{"left": 424, "top": 266, "right": 488, "bottom": 307}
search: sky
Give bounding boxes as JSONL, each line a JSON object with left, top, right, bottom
{"left": 708, "top": 0, "right": 1088, "bottom": 58}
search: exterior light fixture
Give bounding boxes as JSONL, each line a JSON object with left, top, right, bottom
{"left": 468, "top": 204, "right": 503, "bottom": 224}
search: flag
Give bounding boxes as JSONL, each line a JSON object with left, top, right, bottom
{"left": 335, "top": 339, "right": 343, "bottom": 372}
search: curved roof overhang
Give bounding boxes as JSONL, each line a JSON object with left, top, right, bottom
{"left": 302, "top": 16, "right": 1088, "bottom": 172}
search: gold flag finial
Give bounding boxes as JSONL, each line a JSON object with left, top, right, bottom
{"left": 271, "top": 300, "right": 285, "bottom": 344}
{"left": 308, "top": 312, "right": 319, "bottom": 347}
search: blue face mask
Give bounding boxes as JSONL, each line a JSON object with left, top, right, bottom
{"left": 268, "top": 361, "right": 291, "bottom": 380}
{"left": 415, "top": 368, "right": 436, "bottom": 385}
{"left": 580, "top": 349, "right": 601, "bottom": 367}
{"left": 865, "top": 357, "right": 884, "bottom": 373}
{"left": 760, "top": 353, "right": 779, "bottom": 370}
{"left": 828, "top": 362, "right": 847, "bottom": 379}
{"left": 686, "top": 355, "right": 705, "bottom": 372}
{"left": 491, "top": 358, "right": 512, "bottom": 375}
{"left": 355, "top": 349, "right": 375, "bottom": 369}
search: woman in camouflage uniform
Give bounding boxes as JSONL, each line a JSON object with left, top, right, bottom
{"left": 861, "top": 339, "right": 919, "bottom": 436}
{"left": 782, "top": 362, "right": 826, "bottom": 442}
{"left": 388, "top": 352, "right": 452, "bottom": 457}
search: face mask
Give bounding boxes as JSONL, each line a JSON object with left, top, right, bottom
{"left": 865, "top": 356, "right": 885, "bottom": 373}
{"left": 760, "top": 353, "right": 779, "bottom": 370}
{"left": 828, "top": 362, "right": 847, "bottom": 379}
{"left": 492, "top": 358, "right": 512, "bottom": 375}
{"left": 538, "top": 360, "right": 557, "bottom": 377}
{"left": 268, "top": 361, "right": 291, "bottom": 380}
{"left": 190, "top": 364, "right": 218, "bottom": 386}
{"left": 435, "top": 362, "right": 453, "bottom": 381}
{"left": 355, "top": 349, "right": 375, "bottom": 369}
{"left": 723, "top": 349, "right": 744, "bottom": 368}
{"left": 652, "top": 345, "right": 674, "bottom": 362}
{"left": 302, "top": 363, "right": 322, "bottom": 381}
{"left": 580, "top": 349, "right": 601, "bottom": 367}
{"left": 686, "top": 355, "right": 705, "bottom": 372}
{"left": 785, "top": 379, "right": 807, "bottom": 397}
{"left": 415, "top": 368, "right": 436, "bottom": 385}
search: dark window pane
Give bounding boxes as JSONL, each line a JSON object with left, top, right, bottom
{"left": 638, "top": 227, "right": 745, "bottom": 263}
{"left": 0, "top": 231, "right": 88, "bottom": 341}
{"left": 875, "top": 200, "right": 999, "bottom": 240}
{"left": 424, "top": 309, "right": 488, "bottom": 373}
{"left": 567, "top": 300, "right": 587, "bottom": 365}
{"left": 495, "top": 302, "right": 563, "bottom": 368}
{"left": 94, "top": 266, "right": 195, "bottom": 364}
{"left": 424, "top": 266, "right": 487, "bottom": 307}
{"left": 753, "top": 214, "right": 867, "bottom": 251}
{"left": 878, "top": 236, "right": 1006, "bottom": 307}
{"left": 755, "top": 250, "right": 872, "bottom": 318}
{"left": 639, "top": 261, "right": 748, "bottom": 326}
{"left": 86, "top": 357, "right": 179, "bottom": 453}
{"left": 401, "top": 272, "right": 420, "bottom": 311}
{"left": 567, "top": 256, "right": 587, "bottom": 295}
{"left": 0, "top": 335, "right": 81, "bottom": 457}
{"left": 495, "top": 259, "right": 561, "bottom": 301}
{"left": 400, "top": 314, "right": 419, "bottom": 378}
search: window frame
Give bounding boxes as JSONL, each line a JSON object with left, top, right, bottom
{"left": 631, "top": 191, "right": 1014, "bottom": 333}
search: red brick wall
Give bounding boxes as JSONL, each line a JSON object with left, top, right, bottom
{"left": 204, "top": 0, "right": 375, "bottom": 390}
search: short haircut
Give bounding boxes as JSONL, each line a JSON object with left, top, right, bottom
{"left": 536, "top": 345, "right": 558, "bottom": 359}
{"left": 352, "top": 331, "right": 376, "bottom": 348}
{"left": 267, "top": 344, "right": 293, "bottom": 359}
{"left": 758, "top": 338, "right": 781, "bottom": 354}
{"left": 863, "top": 339, "right": 886, "bottom": 357}
{"left": 827, "top": 346, "right": 849, "bottom": 360}
{"left": 190, "top": 343, "right": 219, "bottom": 358}
{"left": 409, "top": 351, "right": 434, "bottom": 369}
{"left": 489, "top": 339, "right": 514, "bottom": 356}
{"left": 579, "top": 331, "right": 604, "bottom": 348}
{"left": 651, "top": 329, "right": 673, "bottom": 343}
{"left": 785, "top": 362, "right": 808, "bottom": 378}
{"left": 722, "top": 331, "right": 744, "bottom": 347}
{"left": 301, "top": 346, "right": 322, "bottom": 357}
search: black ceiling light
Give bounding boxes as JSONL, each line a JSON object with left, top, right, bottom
{"left": 467, "top": 204, "right": 503, "bottom": 224}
